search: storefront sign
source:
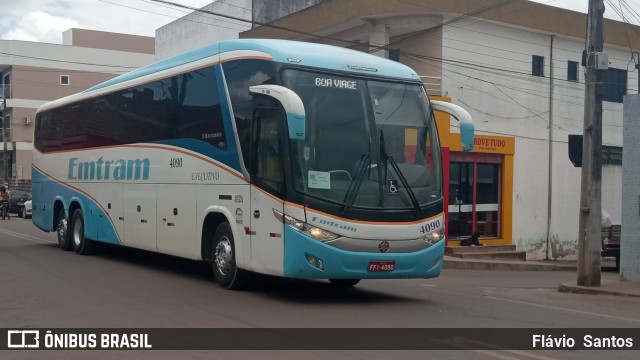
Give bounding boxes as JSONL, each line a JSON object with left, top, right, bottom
{"left": 448, "top": 134, "right": 515, "bottom": 154}
{"left": 473, "top": 137, "right": 508, "bottom": 152}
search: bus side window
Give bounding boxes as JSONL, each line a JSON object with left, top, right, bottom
{"left": 252, "top": 108, "right": 285, "bottom": 195}
{"left": 222, "top": 59, "right": 276, "bottom": 170}
{"left": 37, "top": 109, "right": 63, "bottom": 152}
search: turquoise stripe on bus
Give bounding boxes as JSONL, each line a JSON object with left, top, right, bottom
{"left": 282, "top": 226, "right": 443, "bottom": 279}
{"left": 219, "top": 39, "right": 419, "bottom": 80}
{"left": 85, "top": 43, "right": 222, "bottom": 93}
{"left": 153, "top": 137, "right": 242, "bottom": 173}
{"left": 84, "top": 39, "right": 420, "bottom": 94}
{"left": 31, "top": 167, "right": 121, "bottom": 245}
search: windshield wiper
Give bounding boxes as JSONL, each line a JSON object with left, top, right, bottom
{"left": 380, "top": 130, "right": 421, "bottom": 213}
{"left": 342, "top": 154, "right": 369, "bottom": 212}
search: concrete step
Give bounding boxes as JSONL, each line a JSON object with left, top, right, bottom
{"left": 445, "top": 244, "right": 517, "bottom": 255}
{"left": 453, "top": 251, "right": 527, "bottom": 261}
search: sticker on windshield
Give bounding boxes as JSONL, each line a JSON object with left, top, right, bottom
{"left": 314, "top": 77, "right": 357, "bottom": 90}
{"left": 308, "top": 171, "right": 331, "bottom": 189}
{"left": 387, "top": 179, "right": 400, "bottom": 194}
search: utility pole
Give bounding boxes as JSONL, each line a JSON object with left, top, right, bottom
{"left": 635, "top": 52, "right": 640, "bottom": 91}
{"left": 578, "top": 0, "right": 605, "bottom": 286}
{"left": 2, "top": 88, "right": 6, "bottom": 183}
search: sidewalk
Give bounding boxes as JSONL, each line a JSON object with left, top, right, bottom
{"left": 559, "top": 272, "right": 640, "bottom": 298}
{"left": 444, "top": 256, "right": 640, "bottom": 298}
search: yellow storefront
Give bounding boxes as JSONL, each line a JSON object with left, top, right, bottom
{"left": 433, "top": 97, "right": 515, "bottom": 246}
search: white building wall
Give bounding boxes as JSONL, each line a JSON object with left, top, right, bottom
{"left": 0, "top": 40, "right": 153, "bottom": 74}
{"left": 155, "top": 0, "right": 252, "bottom": 60}
{"left": 1, "top": 38, "right": 155, "bottom": 180}
{"left": 440, "top": 19, "right": 631, "bottom": 260}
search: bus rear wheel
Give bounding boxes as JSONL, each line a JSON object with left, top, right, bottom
{"left": 71, "top": 209, "right": 94, "bottom": 255}
{"left": 56, "top": 208, "right": 72, "bottom": 251}
{"left": 212, "top": 222, "right": 249, "bottom": 290}
{"left": 329, "top": 279, "right": 361, "bottom": 287}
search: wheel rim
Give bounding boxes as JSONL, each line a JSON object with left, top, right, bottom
{"left": 57, "top": 217, "right": 67, "bottom": 242}
{"left": 73, "top": 218, "right": 82, "bottom": 247}
{"left": 214, "top": 236, "right": 233, "bottom": 276}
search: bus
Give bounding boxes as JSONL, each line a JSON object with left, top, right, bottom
{"left": 32, "top": 39, "right": 474, "bottom": 289}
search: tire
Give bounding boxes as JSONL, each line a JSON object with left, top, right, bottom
{"left": 212, "top": 222, "right": 250, "bottom": 290}
{"left": 329, "top": 279, "right": 361, "bottom": 287}
{"left": 56, "top": 208, "right": 73, "bottom": 251}
{"left": 615, "top": 255, "right": 621, "bottom": 272}
{"left": 20, "top": 206, "right": 27, "bottom": 219}
{"left": 17, "top": 209, "right": 23, "bottom": 218}
{"left": 71, "top": 209, "right": 94, "bottom": 255}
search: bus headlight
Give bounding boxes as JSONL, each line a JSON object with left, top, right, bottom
{"left": 275, "top": 211, "right": 340, "bottom": 242}
{"left": 421, "top": 225, "right": 445, "bottom": 245}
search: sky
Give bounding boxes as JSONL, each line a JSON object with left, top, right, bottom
{"left": 0, "top": 0, "right": 633, "bottom": 44}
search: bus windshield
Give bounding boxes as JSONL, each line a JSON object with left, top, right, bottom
{"left": 282, "top": 69, "right": 442, "bottom": 210}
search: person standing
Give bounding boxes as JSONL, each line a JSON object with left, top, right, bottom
{"left": 0, "top": 186, "right": 10, "bottom": 219}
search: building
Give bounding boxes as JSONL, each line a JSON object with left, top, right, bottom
{"left": 155, "top": 0, "right": 325, "bottom": 60}
{"left": 144, "top": 0, "right": 640, "bottom": 260}
{"left": 235, "top": 0, "right": 637, "bottom": 260}
{"left": 155, "top": 0, "right": 252, "bottom": 60}
{"left": 1, "top": 28, "right": 155, "bottom": 182}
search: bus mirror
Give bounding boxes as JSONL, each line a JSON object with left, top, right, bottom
{"left": 431, "top": 100, "right": 475, "bottom": 152}
{"left": 249, "top": 85, "right": 306, "bottom": 140}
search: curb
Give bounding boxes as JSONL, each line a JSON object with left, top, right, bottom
{"left": 443, "top": 257, "right": 577, "bottom": 271}
{"left": 558, "top": 283, "right": 640, "bottom": 298}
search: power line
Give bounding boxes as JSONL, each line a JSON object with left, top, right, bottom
{"left": 368, "top": 0, "right": 515, "bottom": 53}
{"left": 0, "top": 51, "right": 140, "bottom": 69}
{"left": 149, "top": 0, "right": 361, "bottom": 47}
{"left": 98, "top": 0, "right": 249, "bottom": 32}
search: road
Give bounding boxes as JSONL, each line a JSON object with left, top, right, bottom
{"left": 1, "top": 217, "right": 639, "bottom": 359}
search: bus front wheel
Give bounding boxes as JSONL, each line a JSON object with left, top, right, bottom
{"left": 212, "top": 222, "right": 250, "bottom": 290}
{"left": 56, "top": 208, "right": 72, "bottom": 251}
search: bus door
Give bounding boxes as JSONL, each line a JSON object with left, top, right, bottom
{"left": 249, "top": 106, "right": 286, "bottom": 275}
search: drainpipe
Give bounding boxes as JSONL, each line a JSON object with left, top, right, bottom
{"left": 545, "top": 35, "right": 555, "bottom": 260}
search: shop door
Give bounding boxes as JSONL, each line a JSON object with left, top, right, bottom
{"left": 448, "top": 162, "right": 474, "bottom": 239}
{"left": 448, "top": 154, "right": 502, "bottom": 239}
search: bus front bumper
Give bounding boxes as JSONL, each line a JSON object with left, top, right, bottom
{"left": 283, "top": 226, "right": 444, "bottom": 280}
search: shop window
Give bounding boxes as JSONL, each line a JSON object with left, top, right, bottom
{"left": 389, "top": 49, "right": 400, "bottom": 62}
{"left": 567, "top": 61, "right": 579, "bottom": 81}
{"left": 448, "top": 153, "right": 502, "bottom": 239}
{"left": 532, "top": 55, "right": 544, "bottom": 77}
{"left": 2, "top": 73, "right": 10, "bottom": 98}
{"left": 604, "top": 68, "right": 627, "bottom": 103}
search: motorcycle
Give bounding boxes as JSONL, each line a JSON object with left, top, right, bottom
{"left": 0, "top": 200, "right": 9, "bottom": 220}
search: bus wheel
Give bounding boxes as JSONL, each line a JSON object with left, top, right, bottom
{"left": 56, "top": 208, "right": 72, "bottom": 251}
{"left": 329, "top": 279, "right": 360, "bottom": 287}
{"left": 212, "top": 222, "right": 249, "bottom": 290}
{"left": 71, "top": 209, "right": 94, "bottom": 255}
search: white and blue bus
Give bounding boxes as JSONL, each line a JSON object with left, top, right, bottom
{"left": 33, "top": 39, "right": 474, "bottom": 289}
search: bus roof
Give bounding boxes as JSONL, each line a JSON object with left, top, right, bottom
{"left": 85, "top": 39, "right": 421, "bottom": 93}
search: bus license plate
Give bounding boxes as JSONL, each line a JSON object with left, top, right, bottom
{"left": 368, "top": 260, "right": 395, "bottom": 272}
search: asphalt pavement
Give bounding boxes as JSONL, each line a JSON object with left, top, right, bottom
{"left": 1, "top": 217, "right": 639, "bottom": 359}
